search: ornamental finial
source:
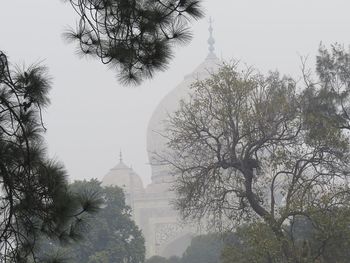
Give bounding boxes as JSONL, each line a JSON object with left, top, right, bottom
{"left": 119, "top": 150, "right": 123, "bottom": 162}
{"left": 207, "top": 17, "right": 215, "bottom": 58}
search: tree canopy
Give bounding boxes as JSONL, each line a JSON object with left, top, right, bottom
{"left": 163, "top": 53, "right": 350, "bottom": 262}
{"left": 64, "top": 0, "right": 204, "bottom": 84}
{"left": 0, "top": 0, "right": 204, "bottom": 260}
{"left": 222, "top": 212, "right": 350, "bottom": 263}
{"left": 145, "top": 233, "right": 224, "bottom": 263}
{"left": 0, "top": 0, "right": 205, "bottom": 261}
{"left": 0, "top": 52, "right": 102, "bottom": 262}
{"left": 62, "top": 180, "right": 145, "bottom": 263}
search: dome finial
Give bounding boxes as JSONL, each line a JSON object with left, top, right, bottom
{"left": 119, "top": 150, "right": 123, "bottom": 162}
{"left": 207, "top": 17, "right": 216, "bottom": 59}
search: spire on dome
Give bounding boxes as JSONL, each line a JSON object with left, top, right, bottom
{"left": 207, "top": 17, "right": 216, "bottom": 59}
{"left": 119, "top": 150, "right": 123, "bottom": 162}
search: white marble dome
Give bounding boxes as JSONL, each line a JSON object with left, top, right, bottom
{"left": 147, "top": 53, "right": 221, "bottom": 184}
{"left": 102, "top": 157, "right": 144, "bottom": 193}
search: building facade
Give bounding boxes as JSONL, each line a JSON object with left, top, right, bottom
{"left": 102, "top": 23, "right": 219, "bottom": 258}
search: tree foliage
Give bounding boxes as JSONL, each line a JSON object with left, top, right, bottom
{"left": 63, "top": 180, "right": 145, "bottom": 263}
{"left": 64, "top": 0, "right": 204, "bottom": 84}
{"left": 303, "top": 44, "right": 350, "bottom": 132}
{"left": 0, "top": 51, "right": 101, "bottom": 262}
{"left": 146, "top": 255, "right": 171, "bottom": 263}
{"left": 222, "top": 212, "right": 350, "bottom": 263}
{"left": 181, "top": 234, "right": 223, "bottom": 263}
{"left": 0, "top": 0, "right": 205, "bottom": 261}
{"left": 221, "top": 223, "right": 283, "bottom": 263}
{"left": 145, "top": 234, "right": 223, "bottom": 263}
{"left": 163, "top": 60, "right": 350, "bottom": 262}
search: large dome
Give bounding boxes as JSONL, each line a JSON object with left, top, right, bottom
{"left": 147, "top": 25, "right": 221, "bottom": 184}
{"left": 102, "top": 156, "right": 144, "bottom": 193}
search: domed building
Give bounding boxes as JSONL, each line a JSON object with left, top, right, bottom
{"left": 102, "top": 152, "right": 144, "bottom": 193}
{"left": 102, "top": 21, "right": 220, "bottom": 258}
{"left": 102, "top": 152, "right": 144, "bottom": 213}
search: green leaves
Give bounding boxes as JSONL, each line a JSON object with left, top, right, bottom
{"left": 165, "top": 57, "right": 350, "bottom": 262}
{"left": 0, "top": 52, "right": 102, "bottom": 262}
{"left": 222, "top": 223, "right": 283, "bottom": 263}
{"left": 62, "top": 180, "right": 145, "bottom": 263}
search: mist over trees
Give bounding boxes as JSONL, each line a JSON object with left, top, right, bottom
{"left": 2, "top": 1, "right": 350, "bottom": 263}
{"left": 221, "top": 215, "right": 350, "bottom": 263}
{"left": 163, "top": 46, "right": 350, "bottom": 263}
{"left": 0, "top": 1, "right": 205, "bottom": 260}
{"left": 146, "top": 234, "right": 224, "bottom": 263}
{"left": 146, "top": 216, "right": 350, "bottom": 263}
{"left": 0, "top": 52, "right": 102, "bottom": 262}
{"left": 66, "top": 180, "right": 145, "bottom": 263}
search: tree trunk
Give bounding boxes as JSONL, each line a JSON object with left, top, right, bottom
{"left": 243, "top": 167, "right": 299, "bottom": 263}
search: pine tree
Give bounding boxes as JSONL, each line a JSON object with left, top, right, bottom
{"left": 67, "top": 180, "right": 145, "bottom": 263}
{"left": 64, "top": 0, "right": 204, "bottom": 84}
{"left": 0, "top": 51, "right": 102, "bottom": 262}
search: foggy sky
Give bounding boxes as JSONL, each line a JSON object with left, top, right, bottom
{"left": 1, "top": 0, "right": 350, "bottom": 185}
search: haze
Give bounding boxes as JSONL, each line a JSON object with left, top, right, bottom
{"left": 1, "top": 0, "right": 350, "bottom": 184}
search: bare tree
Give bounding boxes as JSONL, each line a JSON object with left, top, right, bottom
{"left": 163, "top": 63, "right": 350, "bottom": 263}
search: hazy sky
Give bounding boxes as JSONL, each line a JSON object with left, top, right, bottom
{"left": 1, "top": 0, "right": 350, "bottom": 185}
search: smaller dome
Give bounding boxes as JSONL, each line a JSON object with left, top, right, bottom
{"left": 102, "top": 159, "right": 144, "bottom": 193}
